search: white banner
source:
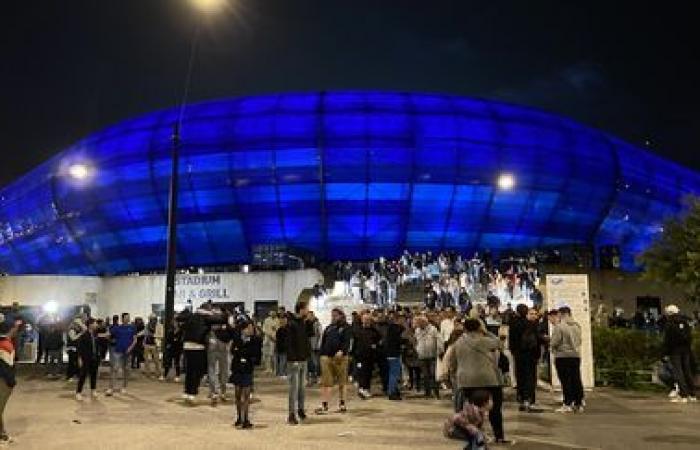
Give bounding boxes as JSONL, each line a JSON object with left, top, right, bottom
{"left": 545, "top": 274, "right": 594, "bottom": 389}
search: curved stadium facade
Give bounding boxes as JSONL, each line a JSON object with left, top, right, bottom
{"left": 1, "top": 91, "right": 699, "bottom": 275}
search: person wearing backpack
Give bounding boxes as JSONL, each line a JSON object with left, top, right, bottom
{"left": 663, "top": 304, "right": 696, "bottom": 403}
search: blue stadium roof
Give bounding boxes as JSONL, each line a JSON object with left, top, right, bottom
{"left": 1, "top": 91, "right": 699, "bottom": 275}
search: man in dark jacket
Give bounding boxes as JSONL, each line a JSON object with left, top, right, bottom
{"left": 286, "top": 301, "right": 313, "bottom": 425}
{"left": 75, "top": 318, "right": 100, "bottom": 401}
{"left": 384, "top": 311, "right": 405, "bottom": 400}
{"left": 353, "top": 313, "right": 381, "bottom": 399}
{"left": 663, "top": 305, "right": 696, "bottom": 402}
{"left": 315, "top": 308, "right": 351, "bottom": 414}
{"left": 509, "top": 305, "right": 544, "bottom": 411}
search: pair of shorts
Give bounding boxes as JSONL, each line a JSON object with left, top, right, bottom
{"left": 320, "top": 355, "right": 349, "bottom": 387}
{"left": 231, "top": 372, "right": 253, "bottom": 387}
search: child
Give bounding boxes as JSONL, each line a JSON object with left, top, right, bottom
{"left": 230, "top": 316, "right": 262, "bottom": 429}
{"left": 444, "top": 389, "right": 492, "bottom": 450}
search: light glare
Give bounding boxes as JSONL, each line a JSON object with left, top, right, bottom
{"left": 497, "top": 173, "right": 515, "bottom": 190}
{"left": 44, "top": 301, "right": 58, "bottom": 314}
{"left": 190, "top": 0, "right": 226, "bottom": 13}
{"left": 68, "top": 164, "right": 89, "bottom": 180}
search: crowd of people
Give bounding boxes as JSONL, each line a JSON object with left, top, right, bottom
{"left": 333, "top": 250, "right": 543, "bottom": 309}
{"left": 1, "top": 285, "right": 698, "bottom": 448}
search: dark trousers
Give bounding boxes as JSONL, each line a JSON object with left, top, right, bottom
{"left": 77, "top": 359, "right": 99, "bottom": 393}
{"left": 377, "top": 355, "right": 388, "bottom": 392}
{"left": 356, "top": 358, "right": 374, "bottom": 390}
{"left": 419, "top": 358, "right": 438, "bottom": 397}
{"left": 66, "top": 351, "right": 79, "bottom": 380}
{"left": 670, "top": 352, "right": 696, "bottom": 398}
{"left": 515, "top": 353, "right": 538, "bottom": 404}
{"left": 407, "top": 365, "right": 421, "bottom": 390}
{"left": 184, "top": 349, "right": 207, "bottom": 395}
{"left": 460, "top": 387, "right": 504, "bottom": 440}
{"left": 163, "top": 348, "right": 182, "bottom": 378}
{"left": 555, "top": 357, "right": 584, "bottom": 407}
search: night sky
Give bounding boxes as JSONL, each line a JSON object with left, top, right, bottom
{"left": 2, "top": 0, "right": 699, "bottom": 187}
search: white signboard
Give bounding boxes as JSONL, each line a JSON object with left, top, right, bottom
{"left": 175, "top": 274, "right": 231, "bottom": 303}
{"left": 545, "top": 274, "right": 594, "bottom": 390}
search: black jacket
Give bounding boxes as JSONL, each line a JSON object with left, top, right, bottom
{"left": 230, "top": 331, "right": 262, "bottom": 376}
{"left": 319, "top": 322, "right": 351, "bottom": 357}
{"left": 276, "top": 326, "right": 289, "bottom": 354}
{"left": 353, "top": 326, "right": 381, "bottom": 361}
{"left": 76, "top": 331, "right": 100, "bottom": 363}
{"left": 383, "top": 323, "right": 404, "bottom": 358}
{"left": 663, "top": 314, "right": 693, "bottom": 355}
{"left": 178, "top": 309, "right": 227, "bottom": 346}
{"left": 286, "top": 316, "right": 313, "bottom": 362}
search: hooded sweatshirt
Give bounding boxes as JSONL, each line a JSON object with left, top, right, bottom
{"left": 550, "top": 317, "right": 582, "bottom": 359}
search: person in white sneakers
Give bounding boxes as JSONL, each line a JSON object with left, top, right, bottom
{"left": 663, "top": 305, "right": 697, "bottom": 403}
{"left": 76, "top": 318, "right": 100, "bottom": 401}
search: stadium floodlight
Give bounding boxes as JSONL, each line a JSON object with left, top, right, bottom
{"left": 190, "top": 0, "right": 227, "bottom": 13}
{"left": 497, "top": 173, "right": 515, "bottom": 190}
{"left": 68, "top": 163, "right": 90, "bottom": 180}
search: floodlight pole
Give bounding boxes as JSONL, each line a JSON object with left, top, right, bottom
{"left": 164, "top": 18, "right": 202, "bottom": 344}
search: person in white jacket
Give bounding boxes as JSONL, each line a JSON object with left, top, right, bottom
{"left": 414, "top": 316, "right": 444, "bottom": 399}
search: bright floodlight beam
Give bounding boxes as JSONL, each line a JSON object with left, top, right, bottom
{"left": 43, "top": 301, "right": 58, "bottom": 314}
{"left": 497, "top": 173, "right": 515, "bottom": 190}
{"left": 190, "top": 0, "right": 226, "bottom": 13}
{"left": 68, "top": 163, "right": 90, "bottom": 180}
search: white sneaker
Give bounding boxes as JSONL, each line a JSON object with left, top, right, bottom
{"left": 119, "top": 388, "right": 127, "bottom": 395}
{"left": 669, "top": 389, "right": 679, "bottom": 398}
{"left": 75, "top": 393, "right": 84, "bottom": 402}
{"left": 688, "top": 396, "right": 697, "bottom": 402}
{"left": 181, "top": 393, "right": 190, "bottom": 400}
{"left": 158, "top": 376, "right": 165, "bottom": 382}
{"left": 670, "top": 397, "right": 689, "bottom": 403}
{"left": 174, "top": 377, "right": 181, "bottom": 383}
{"left": 555, "top": 405, "right": 573, "bottom": 413}
{"left": 105, "top": 389, "right": 114, "bottom": 397}
{"left": 91, "top": 390, "right": 99, "bottom": 399}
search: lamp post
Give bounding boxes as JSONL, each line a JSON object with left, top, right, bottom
{"left": 163, "top": 0, "right": 227, "bottom": 341}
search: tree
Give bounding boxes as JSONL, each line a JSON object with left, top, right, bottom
{"left": 637, "top": 195, "right": 700, "bottom": 303}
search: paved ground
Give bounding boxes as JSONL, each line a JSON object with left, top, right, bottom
{"left": 4, "top": 368, "right": 700, "bottom": 449}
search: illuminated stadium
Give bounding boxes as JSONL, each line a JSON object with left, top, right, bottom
{"left": 1, "top": 91, "right": 699, "bottom": 275}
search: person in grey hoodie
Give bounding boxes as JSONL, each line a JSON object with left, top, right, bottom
{"left": 414, "top": 316, "right": 443, "bottom": 398}
{"left": 550, "top": 306, "right": 584, "bottom": 412}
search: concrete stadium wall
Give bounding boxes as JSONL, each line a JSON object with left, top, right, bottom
{"left": 0, "top": 269, "right": 323, "bottom": 319}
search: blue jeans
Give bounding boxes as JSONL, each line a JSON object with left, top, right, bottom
{"left": 387, "top": 357, "right": 401, "bottom": 396}
{"left": 287, "top": 361, "right": 307, "bottom": 415}
{"left": 276, "top": 353, "right": 288, "bottom": 377}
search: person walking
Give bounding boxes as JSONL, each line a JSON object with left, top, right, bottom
{"left": 315, "top": 308, "right": 351, "bottom": 414}
{"left": 44, "top": 323, "right": 64, "bottom": 378}
{"left": 0, "top": 319, "right": 20, "bottom": 445}
{"left": 447, "top": 317, "right": 511, "bottom": 445}
{"left": 285, "top": 302, "right": 313, "bottom": 425}
{"left": 65, "top": 318, "right": 86, "bottom": 382}
{"left": 230, "top": 316, "right": 262, "bottom": 429}
{"left": 663, "top": 304, "right": 697, "bottom": 403}
{"left": 353, "top": 313, "right": 381, "bottom": 399}
{"left": 384, "top": 311, "right": 405, "bottom": 400}
{"left": 75, "top": 318, "right": 100, "bottom": 401}
{"left": 414, "top": 315, "right": 443, "bottom": 399}
{"left": 551, "top": 306, "right": 584, "bottom": 412}
{"left": 106, "top": 313, "right": 136, "bottom": 396}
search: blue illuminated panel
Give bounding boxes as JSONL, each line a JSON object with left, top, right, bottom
{"left": 1, "top": 92, "right": 699, "bottom": 274}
